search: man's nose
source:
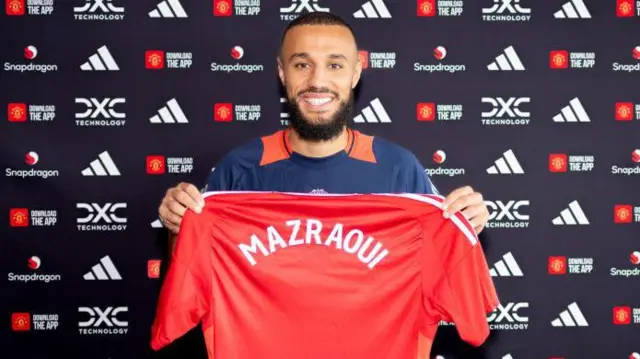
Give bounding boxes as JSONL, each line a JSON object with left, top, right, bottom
{"left": 307, "top": 66, "right": 330, "bottom": 89}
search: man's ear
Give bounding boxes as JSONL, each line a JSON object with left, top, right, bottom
{"left": 352, "top": 57, "right": 362, "bottom": 89}
{"left": 277, "top": 57, "right": 285, "bottom": 86}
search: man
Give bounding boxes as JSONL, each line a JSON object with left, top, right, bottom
{"left": 158, "top": 12, "right": 489, "bottom": 251}
{"left": 155, "top": 12, "right": 491, "bottom": 358}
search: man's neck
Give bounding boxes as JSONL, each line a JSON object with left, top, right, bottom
{"left": 288, "top": 128, "right": 349, "bottom": 158}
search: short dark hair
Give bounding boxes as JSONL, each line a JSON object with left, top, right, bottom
{"left": 280, "top": 12, "right": 357, "bottom": 47}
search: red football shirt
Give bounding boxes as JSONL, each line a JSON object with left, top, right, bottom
{"left": 150, "top": 191, "right": 499, "bottom": 358}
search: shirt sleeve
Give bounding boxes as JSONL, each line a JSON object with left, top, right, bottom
{"left": 201, "top": 159, "right": 238, "bottom": 192}
{"left": 420, "top": 210, "right": 499, "bottom": 347}
{"left": 405, "top": 153, "right": 439, "bottom": 195}
{"left": 201, "top": 146, "right": 256, "bottom": 193}
{"left": 150, "top": 207, "right": 212, "bottom": 351}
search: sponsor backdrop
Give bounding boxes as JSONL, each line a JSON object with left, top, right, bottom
{"left": 2, "top": 0, "right": 639, "bottom": 358}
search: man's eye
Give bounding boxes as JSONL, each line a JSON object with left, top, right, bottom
{"left": 294, "top": 63, "right": 309, "bottom": 69}
{"left": 330, "top": 63, "right": 343, "bottom": 69}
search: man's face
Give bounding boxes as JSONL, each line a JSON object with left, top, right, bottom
{"left": 278, "top": 24, "right": 362, "bottom": 141}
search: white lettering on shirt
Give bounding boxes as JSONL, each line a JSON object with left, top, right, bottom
{"left": 239, "top": 219, "right": 389, "bottom": 269}
{"left": 286, "top": 219, "right": 304, "bottom": 246}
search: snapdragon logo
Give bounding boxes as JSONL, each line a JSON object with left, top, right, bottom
{"left": 413, "top": 46, "right": 466, "bottom": 74}
{"left": 3, "top": 46, "right": 58, "bottom": 73}
{"left": 612, "top": 149, "right": 640, "bottom": 176}
{"left": 610, "top": 251, "right": 640, "bottom": 277}
{"left": 610, "top": 267, "right": 640, "bottom": 277}
{"left": 7, "top": 256, "right": 61, "bottom": 283}
{"left": 425, "top": 150, "right": 466, "bottom": 177}
{"left": 210, "top": 46, "right": 264, "bottom": 73}
{"left": 613, "top": 46, "right": 640, "bottom": 73}
{"left": 5, "top": 151, "right": 60, "bottom": 179}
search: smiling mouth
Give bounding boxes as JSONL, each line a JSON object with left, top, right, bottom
{"left": 303, "top": 97, "right": 333, "bottom": 107}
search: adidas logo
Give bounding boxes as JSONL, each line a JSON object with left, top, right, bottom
{"left": 487, "top": 46, "right": 525, "bottom": 71}
{"left": 551, "top": 302, "right": 589, "bottom": 327}
{"left": 353, "top": 0, "right": 391, "bottom": 18}
{"left": 81, "top": 151, "right": 121, "bottom": 176}
{"left": 486, "top": 149, "right": 524, "bottom": 174}
{"left": 151, "top": 219, "right": 163, "bottom": 228}
{"left": 150, "top": 98, "right": 188, "bottom": 123}
{"left": 83, "top": 255, "right": 122, "bottom": 280}
{"left": 552, "top": 200, "right": 589, "bottom": 225}
{"left": 149, "top": 0, "right": 187, "bottom": 18}
{"left": 80, "top": 45, "right": 120, "bottom": 71}
{"left": 489, "top": 252, "right": 523, "bottom": 277}
{"left": 353, "top": 98, "right": 392, "bottom": 123}
{"left": 502, "top": 355, "right": 515, "bottom": 359}
{"left": 554, "top": 0, "right": 591, "bottom": 19}
{"left": 552, "top": 97, "right": 590, "bottom": 123}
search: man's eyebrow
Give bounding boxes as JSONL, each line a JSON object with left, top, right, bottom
{"left": 289, "top": 53, "right": 348, "bottom": 61}
{"left": 289, "top": 52, "right": 310, "bottom": 61}
{"left": 328, "top": 53, "right": 348, "bottom": 61}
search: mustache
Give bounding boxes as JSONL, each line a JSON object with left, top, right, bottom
{"left": 296, "top": 87, "right": 339, "bottom": 98}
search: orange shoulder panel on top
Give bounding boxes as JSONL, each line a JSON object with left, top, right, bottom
{"left": 260, "top": 130, "right": 290, "bottom": 166}
{"left": 348, "top": 130, "right": 377, "bottom": 163}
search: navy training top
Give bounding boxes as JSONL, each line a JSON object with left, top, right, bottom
{"left": 202, "top": 128, "right": 438, "bottom": 195}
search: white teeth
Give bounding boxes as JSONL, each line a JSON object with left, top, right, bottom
{"left": 305, "top": 98, "right": 332, "bottom": 106}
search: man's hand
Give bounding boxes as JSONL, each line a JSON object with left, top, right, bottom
{"left": 158, "top": 182, "right": 204, "bottom": 235}
{"left": 441, "top": 186, "right": 489, "bottom": 235}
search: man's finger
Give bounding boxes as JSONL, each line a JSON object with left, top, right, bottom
{"left": 177, "top": 183, "right": 204, "bottom": 206}
{"left": 444, "top": 197, "right": 470, "bottom": 217}
{"left": 184, "top": 184, "right": 204, "bottom": 207}
{"left": 167, "top": 198, "right": 188, "bottom": 218}
{"left": 175, "top": 190, "right": 202, "bottom": 213}
{"left": 463, "top": 205, "right": 488, "bottom": 234}
{"left": 444, "top": 193, "right": 475, "bottom": 217}
{"left": 445, "top": 192, "right": 483, "bottom": 217}
{"left": 461, "top": 205, "right": 485, "bottom": 221}
{"left": 442, "top": 186, "right": 474, "bottom": 210}
{"left": 158, "top": 209, "right": 182, "bottom": 235}
{"left": 469, "top": 218, "right": 485, "bottom": 234}
{"left": 469, "top": 214, "right": 487, "bottom": 234}
{"left": 159, "top": 206, "right": 182, "bottom": 227}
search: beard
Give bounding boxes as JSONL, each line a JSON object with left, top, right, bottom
{"left": 285, "top": 87, "right": 354, "bottom": 142}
